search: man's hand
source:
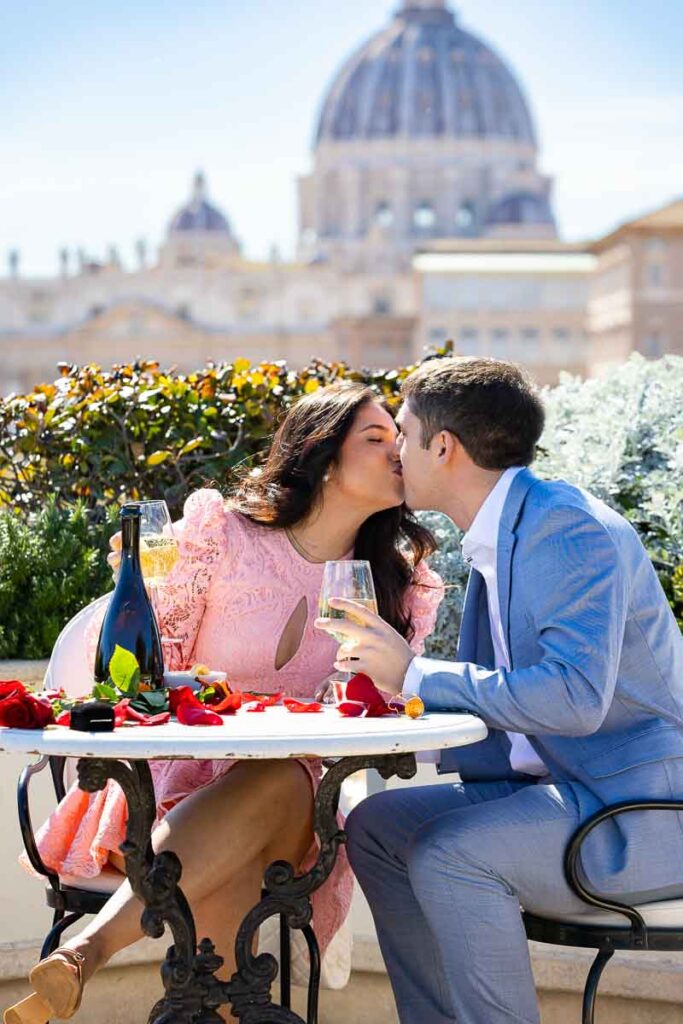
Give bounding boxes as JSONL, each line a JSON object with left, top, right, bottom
{"left": 314, "top": 598, "right": 415, "bottom": 696}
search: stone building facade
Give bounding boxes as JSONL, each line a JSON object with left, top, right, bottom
{"left": 0, "top": 1, "right": 679, "bottom": 395}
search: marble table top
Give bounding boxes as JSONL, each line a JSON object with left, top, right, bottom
{"left": 0, "top": 705, "right": 487, "bottom": 761}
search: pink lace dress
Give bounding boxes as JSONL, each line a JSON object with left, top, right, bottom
{"left": 28, "top": 488, "right": 444, "bottom": 956}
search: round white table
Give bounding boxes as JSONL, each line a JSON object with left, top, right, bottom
{"left": 1, "top": 706, "right": 487, "bottom": 1024}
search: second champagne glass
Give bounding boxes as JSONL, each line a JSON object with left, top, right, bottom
{"left": 319, "top": 559, "right": 377, "bottom": 695}
{"left": 136, "top": 500, "right": 179, "bottom": 588}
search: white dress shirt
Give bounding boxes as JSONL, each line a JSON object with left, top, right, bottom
{"left": 407, "top": 467, "right": 547, "bottom": 776}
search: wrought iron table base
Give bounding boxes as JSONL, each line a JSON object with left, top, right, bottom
{"left": 77, "top": 752, "right": 416, "bottom": 1023}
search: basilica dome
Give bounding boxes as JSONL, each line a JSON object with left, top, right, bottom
{"left": 315, "top": 1, "right": 535, "bottom": 145}
{"left": 162, "top": 172, "right": 240, "bottom": 268}
{"left": 169, "top": 172, "right": 232, "bottom": 234}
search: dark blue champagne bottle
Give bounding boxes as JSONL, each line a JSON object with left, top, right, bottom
{"left": 94, "top": 504, "right": 164, "bottom": 687}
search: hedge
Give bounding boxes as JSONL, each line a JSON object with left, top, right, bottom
{"left": 0, "top": 352, "right": 680, "bottom": 660}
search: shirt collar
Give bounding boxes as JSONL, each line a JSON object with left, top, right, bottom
{"left": 461, "top": 467, "right": 524, "bottom": 565}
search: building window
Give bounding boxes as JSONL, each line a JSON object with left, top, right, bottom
{"left": 413, "top": 201, "right": 436, "bottom": 232}
{"left": 490, "top": 328, "right": 509, "bottom": 358}
{"left": 372, "top": 295, "right": 393, "bottom": 316}
{"left": 647, "top": 263, "right": 664, "bottom": 287}
{"left": 455, "top": 201, "right": 476, "bottom": 234}
{"left": 429, "top": 326, "right": 448, "bottom": 346}
{"left": 552, "top": 328, "right": 570, "bottom": 343}
{"left": 458, "top": 327, "right": 479, "bottom": 354}
{"left": 646, "top": 236, "right": 666, "bottom": 254}
{"left": 643, "top": 331, "right": 664, "bottom": 358}
{"left": 375, "top": 202, "right": 394, "bottom": 229}
{"left": 520, "top": 327, "right": 540, "bottom": 360}
{"left": 237, "top": 287, "right": 259, "bottom": 320}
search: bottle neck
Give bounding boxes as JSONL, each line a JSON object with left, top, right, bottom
{"left": 120, "top": 513, "right": 142, "bottom": 576}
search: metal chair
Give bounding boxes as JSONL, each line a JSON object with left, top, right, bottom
{"left": 18, "top": 753, "right": 321, "bottom": 1022}
{"left": 523, "top": 799, "right": 683, "bottom": 1024}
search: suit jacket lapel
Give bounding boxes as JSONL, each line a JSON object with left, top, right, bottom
{"left": 496, "top": 467, "right": 539, "bottom": 660}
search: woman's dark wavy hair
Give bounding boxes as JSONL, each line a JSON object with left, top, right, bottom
{"left": 229, "top": 381, "right": 436, "bottom": 641}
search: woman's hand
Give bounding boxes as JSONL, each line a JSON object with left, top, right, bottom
{"left": 107, "top": 532, "right": 122, "bottom": 578}
{"left": 314, "top": 674, "right": 337, "bottom": 704}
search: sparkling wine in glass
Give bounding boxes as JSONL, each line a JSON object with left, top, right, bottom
{"left": 137, "top": 500, "right": 179, "bottom": 588}
{"left": 319, "top": 560, "right": 377, "bottom": 681}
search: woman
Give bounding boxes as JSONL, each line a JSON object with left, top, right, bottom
{"left": 8, "top": 382, "right": 444, "bottom": 1024}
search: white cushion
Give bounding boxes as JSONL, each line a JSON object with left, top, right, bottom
{"left": 533, "top": 898, "right": 683, "bottom": 929}
{"left": 58, "top": 864, "right": 124, "bottom": 895}
{"left": 258, "top": 912, "right": 351, "bottom": 990}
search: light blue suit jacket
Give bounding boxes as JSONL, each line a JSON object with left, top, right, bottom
{"left": 421, "top": 468, "right": 683, "bottom": 897}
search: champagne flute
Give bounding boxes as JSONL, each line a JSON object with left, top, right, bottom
{"left": 136, "top": 500, "right": 179, "bottom": 588}
{"left": 318, "top": 560, "right": 377, "bottom": 695}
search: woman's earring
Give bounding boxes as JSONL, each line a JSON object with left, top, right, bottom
{"left": 323, "top": 473, "right": 330, "bottom": 483}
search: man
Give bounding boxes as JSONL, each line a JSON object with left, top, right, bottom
{"left": 316, "top": 357, "right": 683, "bottom": 1024}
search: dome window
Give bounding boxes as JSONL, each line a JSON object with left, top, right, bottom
{"left": 375, "top": 202, "right": 394, "bottom": 228}
{"left": 413, "top": 201, "right": 436, "bottom": 232}
{"left": 455, "top": 201, "right": 476, "bottom": 234}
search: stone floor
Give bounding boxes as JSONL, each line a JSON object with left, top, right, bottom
{"left": 2, "top": 936, "right": 682, "bottom": 1024}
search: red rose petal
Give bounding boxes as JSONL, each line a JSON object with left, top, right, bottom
{"left": 283, "top": 698, "right": 323, "bottom": 713}
{"left": 337, "top": 701, "right": 366, "bottom": 717}
{"left": 346, "top": 673, "right": 383, "bottom": 704}
{"left": 177, "top": 703, "right": 223, "bottom": 726}
{"left": 169, "top": 687, "right": 203, "bottom": 714}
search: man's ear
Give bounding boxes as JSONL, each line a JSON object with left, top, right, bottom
{"left": 432, "top": 430, "right": 458, "bottom": 465}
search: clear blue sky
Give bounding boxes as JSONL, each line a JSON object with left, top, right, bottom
{"left": 2, "top": 0, "right": 682, "bottom": 276}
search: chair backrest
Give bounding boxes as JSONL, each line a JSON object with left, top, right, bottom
{"left": 43, "top": 593, "right": 111, "bottom": 696}
{"left": 43, "top": 593, "right": 111, "bottom": 791}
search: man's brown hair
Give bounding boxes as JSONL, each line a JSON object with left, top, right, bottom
{"left": 401, "top": 356, "right": 545, "bottom": 469}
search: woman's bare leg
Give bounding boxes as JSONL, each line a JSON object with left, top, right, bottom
{"left": 103, "top": 855, "right": 264, "bottom": 1023}
{"left": 192, "top": 860, "right": 267, "bottom": 1022}
{"left": 59, "top": 760, "right": 314, "bottom": 988}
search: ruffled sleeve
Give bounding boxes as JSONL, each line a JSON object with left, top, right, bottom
{"left": 85, "top": 488, "right": 234, "bottom": 675}
{"left": 153, "top": 488, "right": 234, "bottom": 669}
{"left": 405, "top": 559, "right": 445, "bottom": 655}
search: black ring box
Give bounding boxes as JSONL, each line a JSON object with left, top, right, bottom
{"left": 70, "top": 701, "right": 116, "bottom": 732}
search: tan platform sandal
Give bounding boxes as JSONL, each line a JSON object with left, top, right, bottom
{"left": 4, "top": 948, "right": 85, "bottom": 1024}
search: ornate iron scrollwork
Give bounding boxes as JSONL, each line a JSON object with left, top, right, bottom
{"left": 76, "top": 751, "right": 416, "bottom": 1023}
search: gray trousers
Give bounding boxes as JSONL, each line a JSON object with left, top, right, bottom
{"left": 346, "top": 779, "right": 598, "bottom": 1024}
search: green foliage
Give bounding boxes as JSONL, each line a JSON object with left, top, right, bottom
{"left": 538, "top": 354, "right": 683, "bottom": 631}
{"left": 0, "top": 357, "right": 410, "bottom": 518}
{"left": 0, "top": 498, "right": 117, "bottom": 658}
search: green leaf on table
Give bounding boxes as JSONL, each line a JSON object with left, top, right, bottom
{"left": 130, "top": 689, "right": 168, "bottom": 714}
{"left": 93, "top": 682, "right": 118, "bottom": 702}
{"left": 108, "top": 645, "right": 141, "bottom": 696}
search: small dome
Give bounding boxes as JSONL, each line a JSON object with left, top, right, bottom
{"left": 169, "top": 172, "right": 232, "bottom": 234}
{"left": 316, "top": 1, "right": 535, "bottom": 145}
{"left": 487, "top": 192, "right": 555, "bottom": 227}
